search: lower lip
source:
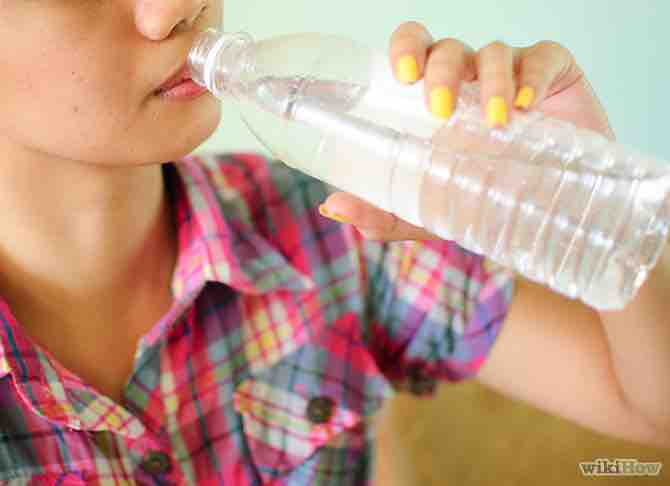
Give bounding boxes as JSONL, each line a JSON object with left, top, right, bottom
{"left": 155, "top": 79, "right": 208, "bottom": 101}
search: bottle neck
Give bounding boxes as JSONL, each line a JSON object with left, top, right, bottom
{"left": 188, "top": 29, "right": 253, "bottom": 99}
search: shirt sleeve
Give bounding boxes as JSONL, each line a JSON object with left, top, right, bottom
{"left": 356, "top": 233, "right": 516, "bottom": 396}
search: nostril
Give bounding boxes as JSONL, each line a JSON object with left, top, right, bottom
{"left": 168, "top": 20, "right": 184, "bottom": 37}
{"left": 188, "top": 4, "right": 208, "bottom": 26}
{"left": 165, "top": 3, "right": 207, "bottom": 38}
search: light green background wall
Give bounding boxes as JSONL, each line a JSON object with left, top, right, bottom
{"left": 195, "top": 0, "right": 670, "bottom": 160}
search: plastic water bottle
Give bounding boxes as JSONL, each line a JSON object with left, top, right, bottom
{"left": 187, "top": 28, "right": 670, "bottom": 311}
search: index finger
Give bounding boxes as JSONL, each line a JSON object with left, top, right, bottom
{"left": 389, "top": 21, "right": 434, "bottom": 84}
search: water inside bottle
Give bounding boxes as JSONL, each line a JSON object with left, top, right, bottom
{"left": 241, "top": 74, "right": 670, "bottom": 310}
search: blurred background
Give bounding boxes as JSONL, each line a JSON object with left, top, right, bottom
{"left": 194, "top": 0, "right": 670, "bottom": 483}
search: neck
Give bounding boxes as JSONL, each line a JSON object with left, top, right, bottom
{"left": 0, "top": 147, "right": 178, "bottom": 342}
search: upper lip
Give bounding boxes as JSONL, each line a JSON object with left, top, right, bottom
{"left": 156, "top": 63, "right": 192, "bottom": 94}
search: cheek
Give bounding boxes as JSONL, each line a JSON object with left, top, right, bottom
{"left": 0, "top": 46, "right": 142, "bottom": 158}
{"left": 0, "top": 19, "right": 219, "bottom": 165}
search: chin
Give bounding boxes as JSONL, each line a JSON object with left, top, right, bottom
{"left": 143, "top": 98, "right": 222, "bottom": 163}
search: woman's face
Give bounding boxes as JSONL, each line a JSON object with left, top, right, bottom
{"left": 0, "top": 0, "right": 223, "bottom": 167}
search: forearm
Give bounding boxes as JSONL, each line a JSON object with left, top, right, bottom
{"left": 598, "top": 239, "right": 670, "bottom": 433}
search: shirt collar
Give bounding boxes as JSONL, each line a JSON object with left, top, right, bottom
{"left": 0, "top": 154, "right": 316, "bottom": 385}
{"left": 166, "top": 154, "right": 315, "bottom": 301}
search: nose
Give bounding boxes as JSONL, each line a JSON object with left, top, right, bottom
{"left": 135, "top": 0, "right": 208, "bottom": 41}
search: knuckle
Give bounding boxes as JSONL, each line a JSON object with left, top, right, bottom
{"left": 393, "top": 20, "right": 429, "bottom": 41}
{"left": 478, "top": 41, "right": 514, "bottom": 78}
{"left": 522, "top": 71, "right": 545, "bottom": 87}
{"left": 428, "top": 38, "right": 471, "bottom": 67}
{"left": 427, "top": 41, "right": 466, "bottom": 71}
{"left": 402, "top": 20, "right": 427, "bottom": 32}
{"left": 479, "top": 65, "right": 510, "bottom": 80}
{"left": 482, "top": 40, "right": 510, "bottom": 55}
{"left": 433, "top": 37, "right": 466, "bottom": 54}
{"left": 534, "top": 39, "right": 576, "bottom": 63}
{"left": 367, "top": 215, "right": 401, "bottom": 240}
{"left": 483, "top": 66, "right": 509, "bottom": 76}
{"left": 535, "top": 39, "right": 564, "bottom": 51}
{"left": 384, "top": 214, "right": 401, "bottom": 237}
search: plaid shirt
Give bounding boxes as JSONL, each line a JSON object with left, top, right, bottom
{"left": 0, "top": 153, "right": 515, "bottom": 485}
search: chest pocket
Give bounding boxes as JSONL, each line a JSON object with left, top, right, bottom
{"left": 233, "top": 312, "right": 392, "bottom": 484}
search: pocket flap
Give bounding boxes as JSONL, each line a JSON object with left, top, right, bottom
{"left": 234, "top": 379, "right": 363, "bottom": 468}
{"left": 233, "top": 312, "right": 392, "bottom": 482}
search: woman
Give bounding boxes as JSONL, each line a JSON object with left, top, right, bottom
{"left": 0, "top": 1, "right": 667, "bottom": 484}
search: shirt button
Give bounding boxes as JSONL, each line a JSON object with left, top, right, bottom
{"left": 408, "top": 366, "right": 437, "bottom": 396}
{"left": 306, "top": 396, "right": 335, "bottom": 424}
{"left": 140, "top": 450, "right": 172, "bottom": 475}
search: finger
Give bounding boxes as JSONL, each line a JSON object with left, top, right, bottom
{"left": 389, "top": 21, "right": 434, "bottom": 85}
{"left": 318, "top": 192, "right": 440, "bottom": 241}
{"left": 475, "top": 41, "right": 518, "bottom": 128}
{"left": 514, "top": 40, "right": 578, "bottom": 111}
{"left": 423, "top": 38, "right": 476, "bottom": 120}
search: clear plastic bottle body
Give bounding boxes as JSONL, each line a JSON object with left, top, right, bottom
{"left": 188, "top": 29, "right": 670, "bottom": 310}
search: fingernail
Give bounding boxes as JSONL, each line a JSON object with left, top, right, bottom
{"left": 486, "top": 96, "right": 508, "bottom": 128}
{"left": 318, "top": 204, "right": 350, "bottom": 224}
{"left": 514, "top": 86, "right": 535, "bottom": 109}
{"left": 430, "top": 86, "right": 454, "bottom": 119}
{"left": 396, "top": 55, "right": 420, "bottom": 84}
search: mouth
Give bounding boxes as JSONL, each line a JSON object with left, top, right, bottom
{"left": 154, "top": 63, "right": 193, "bottom": 95}
{"left": 153, "top": 62, "right": 208, "bottom": 101}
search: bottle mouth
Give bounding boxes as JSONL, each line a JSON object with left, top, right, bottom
{"left": 188, "top": 29, "right": 252, "bottom": 95}
{"left": 188, "top": 28, "right": 224, "bottom": 89}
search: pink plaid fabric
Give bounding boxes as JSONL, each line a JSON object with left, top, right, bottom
{"left": 0, "top": 153, "right": 515, "bottom": 485}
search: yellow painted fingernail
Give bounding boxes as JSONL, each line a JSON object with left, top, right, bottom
{"left": 318, "top": 204, "right": 350, "bottom": 224}
{"left": 486, "top": 96, "right": 508, "bottom": 128}
{"left": 514, "top": 86, "right": 535, "bottom": 109}
{"left": 396, "top": 55, "right": 420, "bottom": 84}
{"left": 430, "top": 87, "right": 454, "bottom": 119}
